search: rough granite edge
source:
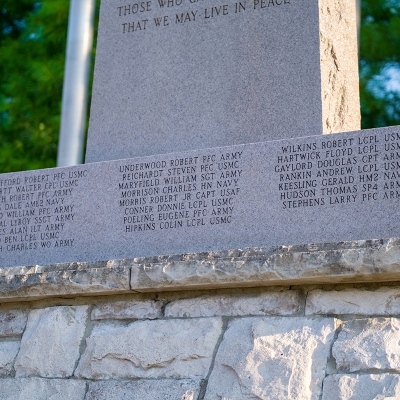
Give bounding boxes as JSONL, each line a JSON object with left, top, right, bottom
{"left": 319, "top": 0, "right": 361, "bottom": 134}
{"left": 0, "top": 238, "right": 399, "bottom": 301}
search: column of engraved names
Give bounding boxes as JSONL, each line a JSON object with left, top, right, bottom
{"left": 0, "top": 170, "right": 87, "bottom": 253}
{"left": 119, "top": 159, "right": 167, "bottom": 232}
{"left": 383, "top": 131, "right": 400, "bottom": 200}
{"left": 118, "top": 150, "right": 244, "bottom": 232}
{"left": 275, "top": 141, "right": 322, "bottom": 209}
{"left": 274, "top": 133, "right": 400, "bottom": 209}
{"left": 318, "top": 138, "right": 358, "bottom": 205}
{"left": 275, "top": 138, "right": 359, "bottom": 208}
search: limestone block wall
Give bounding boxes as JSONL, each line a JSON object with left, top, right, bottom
{"left": 2, "top": 283, "right": 400, "bottom": 399}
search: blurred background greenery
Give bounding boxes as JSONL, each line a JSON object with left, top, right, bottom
{"left": 0, "top": 0, "right": 399, "bottom": 173}
{"left": 0, "top": 0, "right": 100, "bottom": 173}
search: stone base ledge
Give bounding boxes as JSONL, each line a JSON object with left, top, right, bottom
{"left": 0, "top": 238, "right": 399, "bottom": 301}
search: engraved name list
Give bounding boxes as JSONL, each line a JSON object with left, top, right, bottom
{"left": 0, "top": 127, "right": 398, "bottom": 268}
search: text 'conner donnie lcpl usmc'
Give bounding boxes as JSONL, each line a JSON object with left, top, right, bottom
{"left": 118, "top": 152, "right": 243, "bottom": 231}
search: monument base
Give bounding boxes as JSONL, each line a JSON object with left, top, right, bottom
{"left": 1, "top": 237, "right": 399, "bottom": 300}
{"left": 1, "top": 239, "right": 400, "bottom": 398}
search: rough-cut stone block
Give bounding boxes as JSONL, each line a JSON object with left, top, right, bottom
{"left": 306, "top": 288, "right": 400, "bottom": 315}
{"left": 0, "top": 264, "right": 130, "bottom": 301}
{"left": 14, "top": 306, "right": 89, "bottom": 378}
{"left": 91, "top": 300, "right": 162, "bottom": 320}
{"left": 0, "top": 311, "right": 28, "bottom": 337}
{"left": 130, "top": 238, "right": 400, "bottom": 292}
{"left": 165, "top": 290, "right": 301, "bottom": 317}
{"left": 0, "top": 378, "right": 86, "bottom": 400}
{"left": 0, "top": 341, "right": 20, "bottom": 376}
{"left": 333, "top": 318, "right": 400, "bottom": 372}
{"left": 86, "top": 0, "right": 359, "bottom": 163}
{"left": 319, "top": 0, "right": 360, "bottom": 135}
{"left": 75, "top": 317, "right": 222, "bottom": 379}
{"left": 322, "top": 374, "right": 400, "bottom": 400}
{"left": 86, "top": 379, "right": 201, "bottom": 400}
{"left": 205, "top": 317, "right": 335, "bottom": 400}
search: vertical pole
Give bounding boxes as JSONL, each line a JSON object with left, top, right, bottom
{"left": 57, "top": 0, "right": 96, "bottom": 167}
{"left": 356, "top": 0, "right": 361, "bottom": 50}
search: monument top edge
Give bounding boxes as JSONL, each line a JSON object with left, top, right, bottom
{"left": 2, "top": 125, "right": 399, "bottom": 176}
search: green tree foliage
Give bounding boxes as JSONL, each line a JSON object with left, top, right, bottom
{"left": 359, "top": 0, "right": 400, "bottom": 128}
{"left": 0, "top": 0, "right": 69, "bottom": 172}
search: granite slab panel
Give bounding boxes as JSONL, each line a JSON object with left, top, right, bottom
{"left": 0, "top": 126, "right": 399, "bottom": 268}
{"left": 85, "top": 0, "right": 360, "bottom": 162}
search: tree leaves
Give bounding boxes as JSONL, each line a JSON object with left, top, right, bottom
{"left": 360, "top": 0, "right": 400, "bottom": 129}
{"left": 0, "top": 0, "right": 67, "bottom": 172}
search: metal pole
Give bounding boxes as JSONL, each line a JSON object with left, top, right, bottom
{"left": 57, "top": 0, "right": 96, "bottom": 167}
{"left": 356, "top": 0, "right": 361, "bottom": 50}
